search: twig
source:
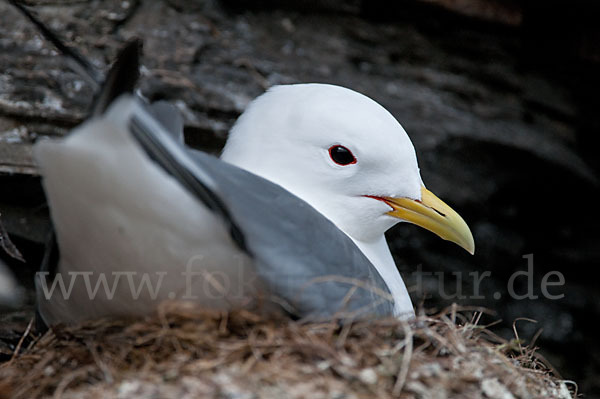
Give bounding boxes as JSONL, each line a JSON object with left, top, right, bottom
{"left": 512, "top": 317, "right": 537, "bottom": 356}
{"left": 0, "top": 213, "right": 25, "bottom": 262}
{"left": 10, "top": 318, "right": 34, "bottom": 362}
{"left": 392, "top": 321, "right": 413, "bottom": 396}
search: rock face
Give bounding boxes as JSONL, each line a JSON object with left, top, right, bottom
{"left": 0, "top": 0, "right": 598, "bottom": 394}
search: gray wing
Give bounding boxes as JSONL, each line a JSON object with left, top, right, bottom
{"left": 146, "top": 101, "right": 185, "bottom": 144}
{"left": 128, "top": 100, "right": 394, "bottom": 320}
{"left": 193, "top": 151, "right": 395, "bottom": 319}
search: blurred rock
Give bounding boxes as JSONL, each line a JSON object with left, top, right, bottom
{"left": 0, "top": 259, "right": 23, "bottom": 309}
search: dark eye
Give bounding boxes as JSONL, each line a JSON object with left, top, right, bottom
{"left": 328, "top": 145, "right": 356, "bottom": 166}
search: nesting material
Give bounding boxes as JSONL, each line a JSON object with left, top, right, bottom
{"left": 0, "top": 303, "right": 573, "bottom": 399}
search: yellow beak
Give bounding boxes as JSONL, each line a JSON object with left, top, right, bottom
{"left": 383, "top": 187, "right": 475, "bottom": 254}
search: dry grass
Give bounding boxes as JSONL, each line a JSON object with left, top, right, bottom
{"left": 0, "top": 302, "right": 574, "bottom": 399}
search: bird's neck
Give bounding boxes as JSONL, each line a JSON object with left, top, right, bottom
{"left": 351, "top": 236, "right": 415, "bottom": 318}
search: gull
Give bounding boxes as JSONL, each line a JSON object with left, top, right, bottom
{"left": 221, "top": 83, "right": 474, "bottom": 314}
{"left": 10, "top": 3, "right": 474, "bottom": 327}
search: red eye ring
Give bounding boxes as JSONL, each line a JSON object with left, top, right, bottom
{"left": 328, "top": 145, "right": 357, "bottom": 166}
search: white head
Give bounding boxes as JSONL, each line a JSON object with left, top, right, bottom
{"left": 221, "top": 84, "right": 473, "bottom": 252}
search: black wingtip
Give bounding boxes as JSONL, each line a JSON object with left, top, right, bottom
{"left": 91, "top": 38, "right": 143, "bottom": 116}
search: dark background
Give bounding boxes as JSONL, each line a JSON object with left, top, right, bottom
{"left": 0, "top": 0, "right": 598, "bottom": 395}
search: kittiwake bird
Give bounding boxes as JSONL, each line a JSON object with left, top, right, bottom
{"left": 10, "top": 1, "right": 474, "bottom": 328}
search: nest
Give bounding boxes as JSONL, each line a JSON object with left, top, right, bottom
{"left": 0, "top": 303, "right": 574, "bottom": 399}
